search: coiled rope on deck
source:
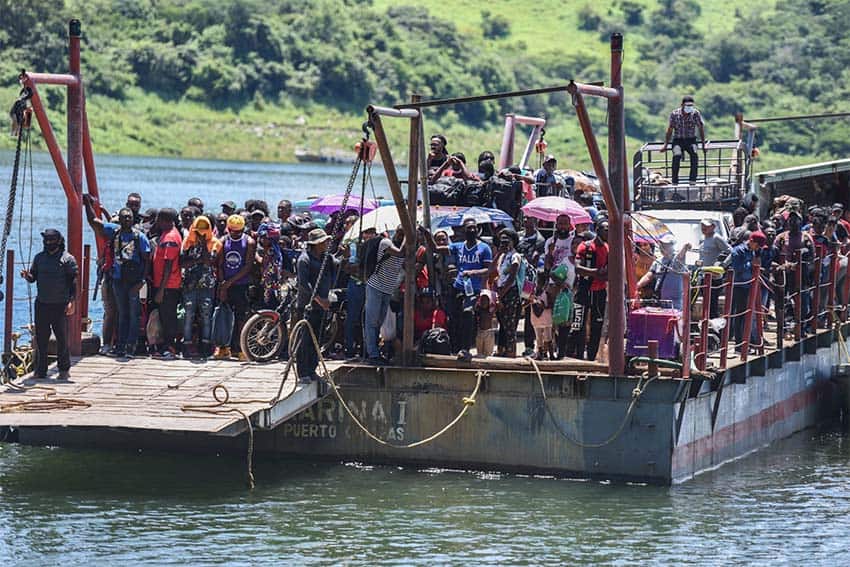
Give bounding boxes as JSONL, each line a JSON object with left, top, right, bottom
{"left": 529, "top": 358, "right": 656, "bottom": 449}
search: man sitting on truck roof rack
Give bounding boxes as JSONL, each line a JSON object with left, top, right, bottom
{"left": 661, "top": 95, "right": 706, "bottom": 186}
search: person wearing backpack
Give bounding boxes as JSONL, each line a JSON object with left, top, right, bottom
{"left": 363, "top": 226, "right": 407, "bottom": 364}
{"left": 84, "top": 195, "right": 151, "bottom": 357}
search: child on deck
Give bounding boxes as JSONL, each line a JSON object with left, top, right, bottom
{"left": 531, "top": 280, "right": 558, "bottom": 360}
{"left": 475, "top": 290, "right": 498, "bottom": 358}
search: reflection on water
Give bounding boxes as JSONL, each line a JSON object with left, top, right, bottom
{"left": 1, "top": 153, "right": 849, "bottom": 564}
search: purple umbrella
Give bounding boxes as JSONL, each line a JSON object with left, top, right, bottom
{"left": 309, "top": 194, "right": 379, "bottom": 215}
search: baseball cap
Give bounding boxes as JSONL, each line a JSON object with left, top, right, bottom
{"left": 700, "top": 218, "right": 715, "bottom": 227}
{"left": 226, "top": 214, "right": 246, "bottom": 231}
{"left": 749, "top": 231, "right": 768, "bottom": 249}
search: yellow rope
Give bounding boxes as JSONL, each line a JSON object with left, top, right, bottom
{"left": 529, "top": 357, "right": 656, "bottom": 449}
{"left": 289, "top": 318, "right": 483, "bottom": 449}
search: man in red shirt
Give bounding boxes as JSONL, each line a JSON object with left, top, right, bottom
{"left": 152, "top": 208, "right": 183, "bottom": 358}
{"left": 570, "top": 220, "right": 609, "bottom": 360}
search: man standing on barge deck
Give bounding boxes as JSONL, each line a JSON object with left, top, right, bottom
{"left": 20, "top": 229, "right": 78, "bottom": 380}
{"left": 661, "top": 95, "right": 706, "bottom": 186}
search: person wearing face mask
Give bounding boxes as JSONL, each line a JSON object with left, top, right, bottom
{"left": 21, "top": 229, "right": 78, "bottom": 380}
{"left": 568, "top": 220, "right": 609, "bottom": 360}
{"left": 440, "top": 217, "right": 493, "bottom": 360}
{"left": 661, "top": 95, "right": 706, "bottom": 186}
{"left": 84, "top": 195, "right": 152, "bottom": 358}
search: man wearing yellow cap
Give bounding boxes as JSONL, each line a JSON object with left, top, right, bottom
{"left": 214, "top": 214, "right": 256, "bottom": 360}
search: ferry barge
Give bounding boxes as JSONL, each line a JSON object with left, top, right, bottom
{"left": 0, "top": 23, "right": 844, "bottom": 485}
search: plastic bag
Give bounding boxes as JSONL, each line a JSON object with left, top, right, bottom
{"left": 146, "top": 308, "right": 163, "bottom": 346}
{"left": 380, "top": 308, "right": 396, "bottom": 341}
{"left": 552, "top": 289, "right": 574, "bottom": 327}
{"left": 211, "top": 303, "right": 234, "bottom": 346}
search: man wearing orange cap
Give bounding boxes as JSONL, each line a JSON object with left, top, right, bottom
{"left": 214, "top": 214, "right": 256, "bottom": 360}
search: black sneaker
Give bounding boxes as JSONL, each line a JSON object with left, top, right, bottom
{"left": 108, "top": 346, "right": 125, "bottom": 358}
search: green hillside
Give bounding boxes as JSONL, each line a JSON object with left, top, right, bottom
{"left": 1, "top": 0, "right": 847, "bottom": 172}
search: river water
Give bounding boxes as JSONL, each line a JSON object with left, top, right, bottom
{"left": 1, "top": 151, "right": 850, "bottom": 564}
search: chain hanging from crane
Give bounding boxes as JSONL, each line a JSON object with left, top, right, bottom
{"left": 1, "top": 87, "right": 33, "bottom": 300}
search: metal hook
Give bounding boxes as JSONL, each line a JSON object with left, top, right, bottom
{"left": 361, "top": 121, "right": 372, "bottom": 140}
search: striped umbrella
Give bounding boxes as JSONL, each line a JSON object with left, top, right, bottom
{"left": 629, "top": 212, "right": 673, "bottom": 244}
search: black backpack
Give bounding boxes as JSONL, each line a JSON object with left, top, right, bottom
{"left": 428, "top": 177, "right": 467, "bottom": 206}
{"left": 464, "top": 180, "right": 492, "bottom": 207}
{"left": 489, "top": 176, "right": 521, "bottom": 219}
{"left": 359, "top": 237, "right": 388, "bottom": 280}
{"left": 418, "top": 327, "right": 451, "bottom": 355}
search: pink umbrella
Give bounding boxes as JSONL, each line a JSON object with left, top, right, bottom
{"left": 521, "top": 196, "right": 593, "bottom": 225}
{"left": 309, "top": 194, "right": 380, "bottom": 214}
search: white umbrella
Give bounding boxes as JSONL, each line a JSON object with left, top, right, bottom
{"left": 342, "top": 206, "right": 453, "bottom": 241}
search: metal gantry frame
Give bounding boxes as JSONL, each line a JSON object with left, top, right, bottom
{"left": 370, "top": 33, "right": 632, "bottom": 374}
{"left": 16, "top": 19, "right": 105, "bottom": 355}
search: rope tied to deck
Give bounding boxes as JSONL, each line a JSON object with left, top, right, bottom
{"left": 529, "top": 358, "right": 656, "bottom": 449}
{"left": 290, "top": 318, "right": 484, "bottom": 450}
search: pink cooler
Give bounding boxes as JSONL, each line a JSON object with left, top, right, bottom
{"left": 627, "top": 307, "right": 681, "bottom": 359}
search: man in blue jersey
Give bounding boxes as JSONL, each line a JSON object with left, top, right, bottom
{"left": 443, "top": 217, "right": 492, "bottom": 360}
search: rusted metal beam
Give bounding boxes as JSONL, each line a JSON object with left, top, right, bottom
{"left": 66, "top": 18, "right": 84, "bottom": 356}
{"left": 747, "top": 111, "right": 850, "bottom": 123}
{"left": 571, "top": 81, "right": 620, "bottom": 100}
{"left": 366, "top": 105, "right": 419, "bottom": 119}
{"left": 25, "top": 72, "right": 79, "bottom": 87}
{"left": 395, "top": 84, "right": 599, "bottom": 110}
{"left": 567, "top": 88, "right": 619, "bottom": 222}
{"left": 367, "top": 113, "right": 416, "bottom": 242}
{"left": 403, "top": 95, "right": 421, "bottom": 365}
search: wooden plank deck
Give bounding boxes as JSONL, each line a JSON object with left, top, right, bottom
{"left": 0, "top": 356, "right": 343, "bottom": 436}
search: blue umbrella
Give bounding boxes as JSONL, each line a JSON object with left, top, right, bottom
{"left": 432, "top": 206, "right": 514, "bottom": 229}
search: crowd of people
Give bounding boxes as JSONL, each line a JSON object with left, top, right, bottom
{"left": 22, "top": 120, "right": 847, "bottom": 383}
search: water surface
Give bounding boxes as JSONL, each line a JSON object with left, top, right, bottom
{"left": 0, "top": 152, "right": 848, "bottom": 564}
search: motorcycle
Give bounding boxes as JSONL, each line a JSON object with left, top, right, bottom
{"left": 240, "top": 284, "right": 295, "bottom": 362}
{"left": 239, "top": 285, "right": 347, "bottom": 362}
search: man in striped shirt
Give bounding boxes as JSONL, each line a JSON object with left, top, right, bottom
{"left": 364, "top": 227, "right": 407, "bottom": 363}
{"left": 661, "top": 95, "right": 706, "bottom": 185}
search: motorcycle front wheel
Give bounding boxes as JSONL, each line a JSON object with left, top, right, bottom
{"left": 240, "top": 313, "right": 284, "bottom": 362}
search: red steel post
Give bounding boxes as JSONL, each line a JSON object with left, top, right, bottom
{"left": 828, "top": 247, "right": 838, "bottom": 325}
{"left": 795, "top": 252, "right": 803, "bottom": 341}
{"left": 698, "top": 272, "right": 712, "bottom": 370}
{"left": 719, "top": 271, "right": 734, "bottom": 369}
{"left": 81, "top": 244, "right": 91, "bottom": 327}
{"left": 811, "top": 247, "right": 822, "bottom": 333}
{"left": 4, "top": 250, "right": 14, "bottom": 355}
{"left": 681, "top": 272, "right": 691, "bottom": 379}
{"left": 740, "top": 264, "right": 761, "bottom": 362}
{"left": 66, "top": 19, "right": 84, "bottom": 355}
